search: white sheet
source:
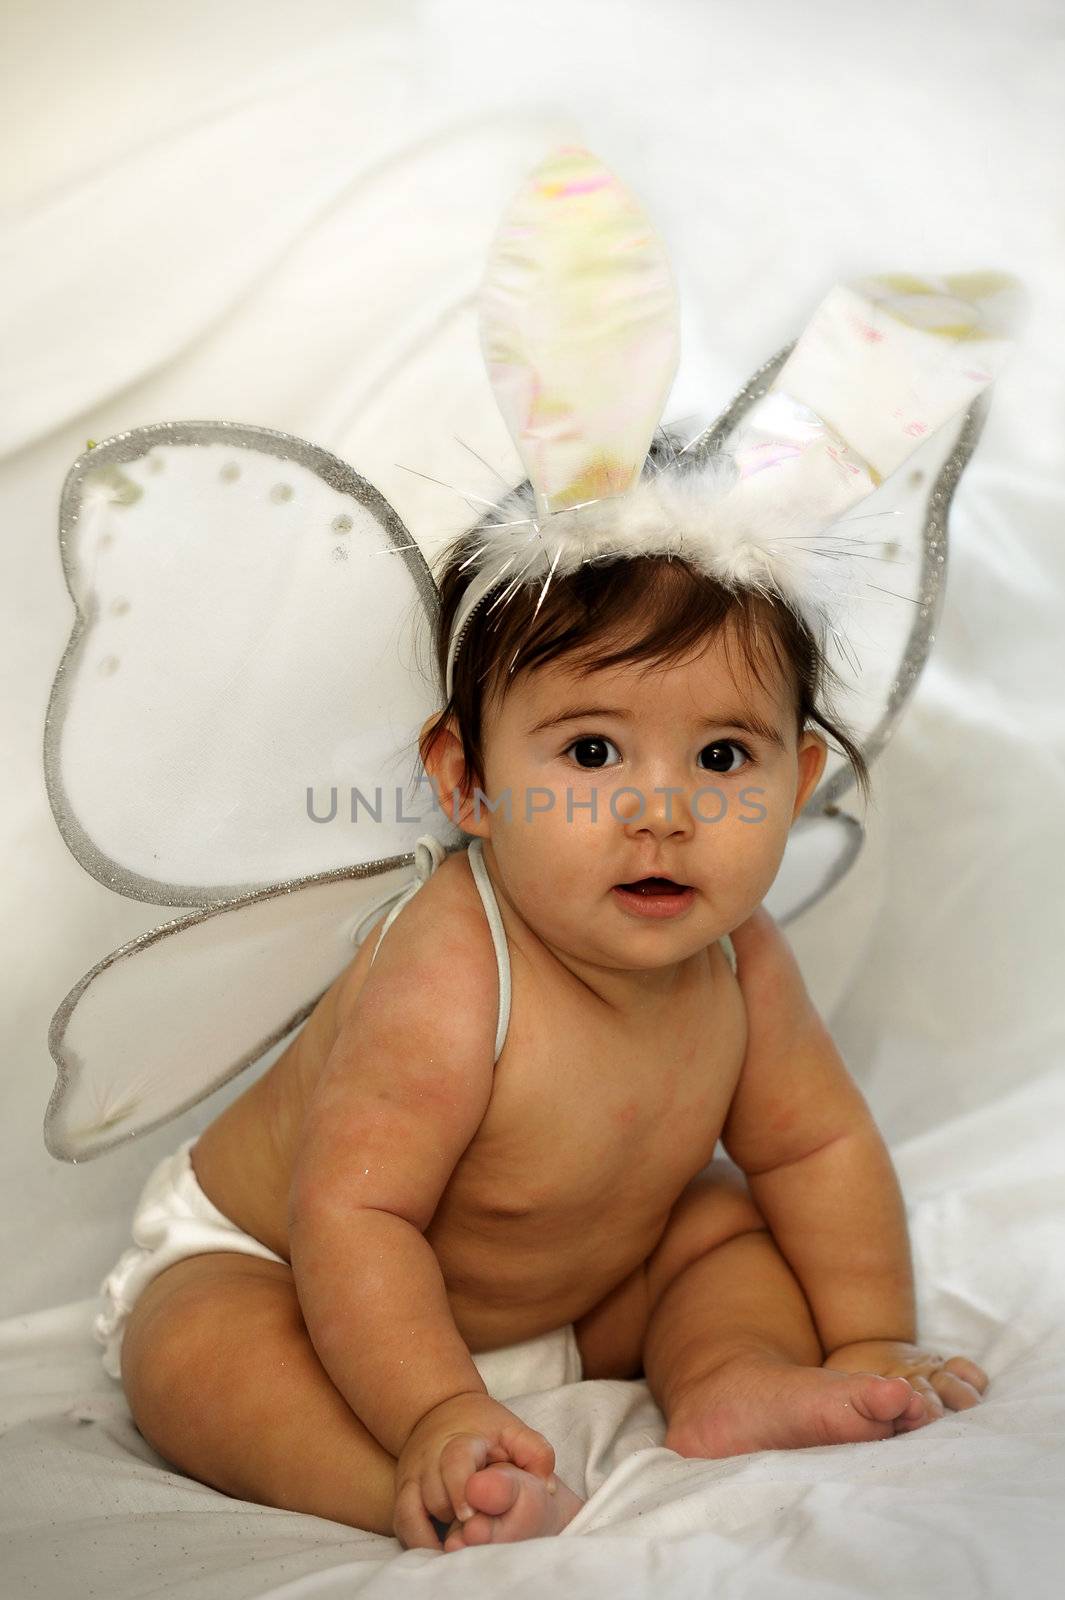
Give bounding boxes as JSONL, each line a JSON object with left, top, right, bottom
{"left": 2, "top": 0, "right": 1063, "bottom": 1594}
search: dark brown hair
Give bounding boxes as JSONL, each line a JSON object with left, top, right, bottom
{"left": 418, "top": 434, "right": 871, "bottom": 813}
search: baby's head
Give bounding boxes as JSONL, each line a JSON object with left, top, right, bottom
{"left": 418, "top": 480, "right": 870, "bottom": 964}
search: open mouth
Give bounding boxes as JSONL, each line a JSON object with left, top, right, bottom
{"left": 616, "top": 876, "right": 690, "bottom": 896}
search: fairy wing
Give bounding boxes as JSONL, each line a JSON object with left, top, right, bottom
{"left": 766, "top": 387, "right": 989, "bottom": 928}
{"left": 45, "top": 420, "right": 449, "bottom": 899}
{"left": 44, "top": 863, "right": 430, "bottom": 1163}
{"left": 681, "top": 273, "right": 1025, "bottom": 926}
{"left": 44, "top": 421, "right": 457, "bottom": 1162}
{"left": 707, "top": 346, "right": 991, "bottom": 928}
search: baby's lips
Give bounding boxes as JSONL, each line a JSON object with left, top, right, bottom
{"left": 615, "top": 877, "right": 691, "bottom": 892}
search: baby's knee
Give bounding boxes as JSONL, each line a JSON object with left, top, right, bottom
{"left": 670, "top": 1162, "right": 766, "bottom": 1244}
{"left": 646, "top": 1165, "right": 767, "bottom": 1315}
{"left": 121, "top": 1287, "right": 216, "bottom": 1448}
{"left": 121, "top": 1258, "right": 284, "bottom": 1455}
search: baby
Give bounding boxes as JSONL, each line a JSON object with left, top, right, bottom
{"left": 117, "top": 549, "right": 988, "bottom": 1555}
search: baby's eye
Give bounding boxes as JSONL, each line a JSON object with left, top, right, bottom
{"left": 564, "top": 735, "right": 621, "bottom": 769}
{"left": 698, "top": 740, "right": 752, "bottom": 775}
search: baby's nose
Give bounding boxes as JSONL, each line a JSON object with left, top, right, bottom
{"left": 615, "top": 784, "right": 694, "bottom": 834}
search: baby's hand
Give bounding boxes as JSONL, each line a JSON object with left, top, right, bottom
{"left": 392, "top": 1391, "right": 557, "bottom": 1550}
{"left": 822, "top": 1339, "right": 989, "bottom": 1425}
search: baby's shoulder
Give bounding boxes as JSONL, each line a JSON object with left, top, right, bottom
{"left": 335, "top": 846, "right": 499, "bottom": 1040}
{"left": 724, "top": 905, "right": 820, "bottom": 1034}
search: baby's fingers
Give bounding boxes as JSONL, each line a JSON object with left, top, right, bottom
{"left": 498, "top": 1417, "right": 557, "bottom": 1485}
{"left": 394, "top": 1476, "right": 449, "bottom": 1552}
{"left": 438, "top": 1433, "right": 491, "bottom": 1522}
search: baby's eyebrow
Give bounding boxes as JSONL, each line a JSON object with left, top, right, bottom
{"left": 527, "top": 705, "right": 787, "bottom": 751}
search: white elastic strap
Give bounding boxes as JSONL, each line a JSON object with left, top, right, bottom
{"left": 366, "top": 834, "right": 448, "bottom": 964}
{"left": 466, "top": 836, "right": 511, "bottom": 1064}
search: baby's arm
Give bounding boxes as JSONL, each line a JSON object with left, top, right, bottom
{"left": 289, "top": 960, "right": 493, "bottom": 1449}
{"left": 720, "top": 909, "right": 916, "bottom": 1355}
{"left": 287, "top": 906, "right": 557, "bottom": 1546}
{"left": 718, "top": 919, "right": 987, "bottom": 1412}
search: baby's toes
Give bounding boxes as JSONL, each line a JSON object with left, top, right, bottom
{"left": 932, "top": 1366, "right": 986, "bottom": 1411}
{"left": 456, "top": 1465, "right": 565, "bottom": 1546}
{"left": 852, "top": 1374, "right": 921, "bottom": 1426}
{"left": 943, "top": 1356, "right": 989, "bottom": 1394}
{"left": 455, "top": 1471, "right": 520, "bottom": 1549}
{"left": 454, "top": 1510, "right": 499, "bottom": 1548}
{"left": 464, "top": 1464, "right": 522, "bottom": 1519}
{"left": 893, "top": 1376, "right": 943, "bottom": 1432}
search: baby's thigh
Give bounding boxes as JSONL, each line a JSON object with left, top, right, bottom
{"left": 573, "top": 1260, "right": 650, "bottom": 1380}
{"left": 118, "top": 1252, "right": 397, "bottom": 1532}
{"left": 120, "top": 1252, "right": 299, "bottom": 1456}
{"left": 574, "top": 1162, "right": 766, "bottom": 1380}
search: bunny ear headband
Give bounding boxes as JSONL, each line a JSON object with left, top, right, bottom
{"left": 42, "top": 143, "right": 1025, "bottom": 1161}
{"left": 446, "top": 144, "right": 1025, "bottom": 698}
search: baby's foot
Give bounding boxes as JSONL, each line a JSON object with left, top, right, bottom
{"left": 440, "top": 1465, "right": 584, "bottom": 1552}
{"left": 664, "top": 1355, "right": 931, "bottom": 1460}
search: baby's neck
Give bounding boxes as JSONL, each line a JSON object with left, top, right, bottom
{"left": 548, "top": 944, "right": 708, "bottom": 1017}
{"left": 474, "top": 838, "right": 716, "bottom": 1018}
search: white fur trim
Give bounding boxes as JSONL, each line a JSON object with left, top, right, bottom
{"left": 444, "top": 452, "right": 868, "bottom": 695}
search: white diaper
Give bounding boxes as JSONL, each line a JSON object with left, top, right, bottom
{"left": 95, "top": 1135, "right": 583, "bottom": 1401}
{"left": 94, "top": 1135, "right": 289, "bottom": 1382}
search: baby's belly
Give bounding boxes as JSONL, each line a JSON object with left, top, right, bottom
{"left": 429, "top": 1203, "right": 671, "bottom": 1353}
{"left": 424, "top": 1104, "right": 725, "bottom": 1350}
{"left": 424, "top": 1051, "right": 740, "bottom": 1346}
{"left": 193, "top": 1103, "right": 673, "bottom": 1352}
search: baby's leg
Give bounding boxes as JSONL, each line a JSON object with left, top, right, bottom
{"left": 120, "top": 1251, "right": 398, "bottom": 1535}
{"left": 642, "top": 1165, "right": 928, "bottom": 1456}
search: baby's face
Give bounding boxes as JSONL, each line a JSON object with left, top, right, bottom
{"left": 447, "top": 625, "right": 826, "bottom": 969}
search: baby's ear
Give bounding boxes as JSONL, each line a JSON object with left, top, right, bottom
{"left": 418, "top": 715, "right": 482, "bottom": 825}
{"left": 418, "top": 712, "right": 456, "bottom": 773}
{"left": 418, "top": 711, "right": 444, "bottom": 751}
{"left": 793, "top": 731, "right": 828, "bottom": 820}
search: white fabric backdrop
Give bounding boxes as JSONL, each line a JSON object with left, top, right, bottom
{"left": 1, "top": 0, "right": 1062, "bottom": 1594}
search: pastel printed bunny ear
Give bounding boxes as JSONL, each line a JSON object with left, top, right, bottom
{"left": 450, "top": 266, "right": 1029, "bottom": 697}
{"left": 702, "top": 268, "right": 1026, "bottom": 547}
{"left": 478, "top": 145, "right": 680, "bottom": 517}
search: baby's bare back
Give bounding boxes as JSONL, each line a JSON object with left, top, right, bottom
{"left": 190, "top": 850, "right": 747, "bottom": 1350}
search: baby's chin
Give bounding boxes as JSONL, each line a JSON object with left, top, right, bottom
{"left": 526, "top": 908, "right": 719, "bottom": 981}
